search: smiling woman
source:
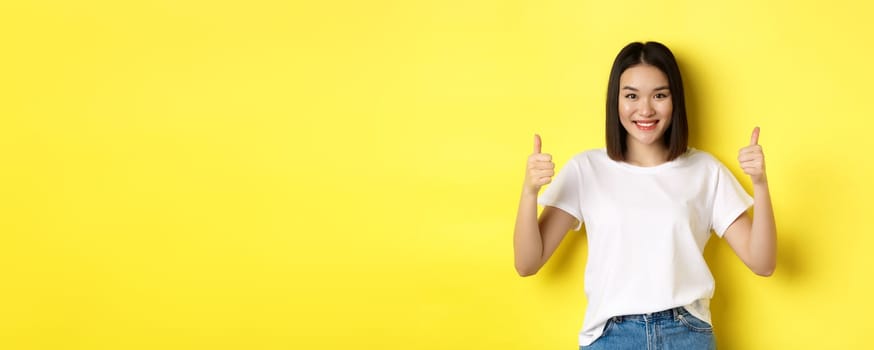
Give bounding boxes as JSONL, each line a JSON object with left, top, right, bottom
{"left": 606, "top": 42, "right": 689, "bottom": 165}
{"left": 513, "top": 41, "right": 777, "bottom": 349}
{"left": 618, "top": 65, "right": 674, "bottom": 166}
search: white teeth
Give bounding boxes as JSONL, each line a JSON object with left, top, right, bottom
{"left": 635, "top": 121, "right": 656, "bottom": 126}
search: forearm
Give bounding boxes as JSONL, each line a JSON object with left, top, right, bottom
{"left": 513, "top": 189, "right": 543, "bottom": 276}
{"left": 749, "top": 178, "right": 777, "bottom": 275}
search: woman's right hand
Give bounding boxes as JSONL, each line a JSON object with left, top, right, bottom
{"left": 523, "top": 134, "right": 555, "bottom": 195}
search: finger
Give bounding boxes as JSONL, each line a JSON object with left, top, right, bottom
{"left": 739, "top": 145, "right": 763, "bottom": 154}
{"left": 534, "top": 134, "right": 542, "bottom": 154}
{"left": 537, "top": 177, "right": 552, "bottom": 185}
{"left": 738, "top": 154, "right": 762, "bottom": 162}
{"left": 741, "top": 163, "right": 761, "bottom": 171}
{"left": 536, "top": 169, "right": 555, "bottom": 177}
{"left": 750, "top": 126, "right": 760, "bottom": 146}
{"left": 740, "top": 161, "right": 763, "bottom": 169}
{"left": 531, "top": 153, "right": 552, "bottom": 162}
{"left": 533, "top": 160, "right": 555, "bottom": 168}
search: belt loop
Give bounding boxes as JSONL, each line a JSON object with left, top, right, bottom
{"left": 672, "top": 307, "right": 679, "bottom": 320}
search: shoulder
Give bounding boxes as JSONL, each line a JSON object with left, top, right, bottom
{"left": 683, "top": 148, "right": 722, "bottom": 167}
{"left": 567, "top": 148, "right": 609, "bottom": 164}
{"left": 681, "top": 148, "right": 735, "bottom": 177}
{"left": 556, "top": 149, "right": 612, "bottom": 178}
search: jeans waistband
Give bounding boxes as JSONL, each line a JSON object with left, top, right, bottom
{"left": 611, "top": 306, "right": 684, "bottom": 323}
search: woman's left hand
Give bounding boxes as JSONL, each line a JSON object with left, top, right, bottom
{"left": 738, "top": 126, "right": 767, "bottom": 185}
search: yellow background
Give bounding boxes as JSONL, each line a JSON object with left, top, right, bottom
{"left": 1, "top": 0, "right": 872, "bottom": 349}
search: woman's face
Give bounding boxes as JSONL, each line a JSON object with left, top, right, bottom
{"left": 618, "top": 64, "right": 673, "bottom": 148}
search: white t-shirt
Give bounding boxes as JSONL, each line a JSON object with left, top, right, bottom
{"left": 537, "top": 148, "right": 753, "bottom": 346}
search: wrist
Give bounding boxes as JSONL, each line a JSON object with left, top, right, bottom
{"left": 752, "top": 174, "right": 769, "bottom": 189}
{"left": 521, "top": 186, "right": 540, "bottom": 198}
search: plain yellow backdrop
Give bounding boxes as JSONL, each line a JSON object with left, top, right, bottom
{"left": 1, "top": 0, "right": 872, "bottom": 349}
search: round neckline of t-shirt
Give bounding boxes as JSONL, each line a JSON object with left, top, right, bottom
{"left": 606, "top": 147, "right": 697, "bottom": 173}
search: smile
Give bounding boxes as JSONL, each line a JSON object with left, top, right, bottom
{"left": 633, "top": 120, "right": 658, "bottom": 131}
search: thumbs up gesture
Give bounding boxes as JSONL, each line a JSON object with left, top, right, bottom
{"left": 524, "top": 134, "right": 556, "bottom": 194}
{"left": 738, "top": 127, "right": 767, "bottom": 185}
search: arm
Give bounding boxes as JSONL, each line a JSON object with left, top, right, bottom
{"left": 723, "top": 180, "right": 777, "bottom": 276}
{"left": 514, "top": 194, "right": 578, "bottom": 276}
{"left": 513, "top": 134, "right": 579, "bottom": 277}
{"left": 723, "top": 127, "right": 777, "bottom": 276}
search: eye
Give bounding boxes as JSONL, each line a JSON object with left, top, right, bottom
{"left": 624, "top": 93, "right": 637, "bottom": 99}
{"left": 655, "top": 93, "right": 670, "bottom": 99}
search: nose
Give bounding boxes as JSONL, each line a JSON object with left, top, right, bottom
{"left": 639, "top": 100, "right": 656, "bottom": 117}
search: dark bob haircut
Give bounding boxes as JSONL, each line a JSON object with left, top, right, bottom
{"left": 605, "top": 41, "right": 688, "bottom": 162}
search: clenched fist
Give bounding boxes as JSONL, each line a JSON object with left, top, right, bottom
{"left": 524, "top": 134, "right": 555, "bottom": 194}
{"left": 739, "top": 127, "right": 767, "bottom": 185}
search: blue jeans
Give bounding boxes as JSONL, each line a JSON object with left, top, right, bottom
{"left": 580, "top": 307, "right": 716, "bottom": 350}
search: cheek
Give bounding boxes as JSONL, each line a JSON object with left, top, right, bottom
{"left": 618, "top": 102, "right": 633, "bottom": 119}
{"left": 659, "top": 100, "right": 673, "bottom": 116}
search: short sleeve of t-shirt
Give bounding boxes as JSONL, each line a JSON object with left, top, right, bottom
{"left": 711, "top": 162, "right": 754, "bottom": 237}
{"left": 537, "top": 158, "right": 583, "bottom": 231}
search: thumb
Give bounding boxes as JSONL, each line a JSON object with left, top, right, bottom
{"left": 750, "top": 126, "right": 760, "bottom": 146}
{"left": 534, "top": 134, "right": 542, "bottom": 154}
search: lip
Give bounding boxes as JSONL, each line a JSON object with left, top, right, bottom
{"left": 632, "top": 120, "right": 659, "bottom": 131}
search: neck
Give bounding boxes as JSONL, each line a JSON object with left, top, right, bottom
{"left": 625, "top": 140, "right": 670, "bottom": 167}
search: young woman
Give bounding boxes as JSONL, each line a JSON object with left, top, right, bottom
{"left": 513, "top": 42, "right": 777, "bottom": 349}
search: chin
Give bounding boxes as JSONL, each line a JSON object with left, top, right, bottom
{"left": 631, "top": 134, "right": 666, "bottom": 146}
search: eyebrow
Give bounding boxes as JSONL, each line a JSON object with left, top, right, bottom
{"left": 622, "top": 86, "right": 670, "bottom": 91}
